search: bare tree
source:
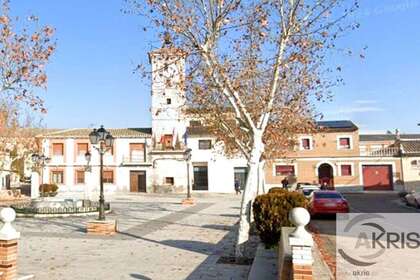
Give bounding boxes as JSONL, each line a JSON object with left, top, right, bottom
{"left": 127, "top": 0, "right": 358, "bottom": 257}
{"left": 0, "top": 102, "right": 39, "bottom": 175}
{"left": 0, "top": 0, "right": 55, "bottom": 179}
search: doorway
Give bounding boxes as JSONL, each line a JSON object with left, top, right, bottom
{"left": 130, "top": 171, "right": 147, "bottom": 192}
{"left": 193, "top": 165, "right": 208, "bottom": 190}
{"left": 318, "top": 163, "right": 334, "bottom": 188}
{"left": 234, "top": 167, "right": 248, "bottom": 190}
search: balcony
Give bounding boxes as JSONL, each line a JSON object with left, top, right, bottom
{"left": 360, "top": 147, "right": 400, "bottom": 157}
{"left": 152, "top": 142, "right": 186, "bottom": 151}
{"left": 121, "top": 155, "right": 150, "bottom": 166}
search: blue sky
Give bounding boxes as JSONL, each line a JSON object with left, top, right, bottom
{"left": 10, "top": 0, "right": 420, "bottom": 133}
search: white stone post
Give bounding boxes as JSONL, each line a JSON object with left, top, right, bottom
{"left": 0, "top": 207, "right": 20, "bottom": 280}
{"left": 30, "top": 172, "right": 40, "bottom": 199}
{"left": 288, "top": 207, "right": 314, "bottom": 280}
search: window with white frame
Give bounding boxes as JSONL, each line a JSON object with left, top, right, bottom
{"left": 340, "top": 164, "right": 353, "bottom": 176}
{"left": 300, "top": 137, "right": 312, "bottom": 150}
{"left": 338, "top": 136, "right": 352, "bottom": 150}
{"left": 198, "top": 139, "right": 212, "bottom": 150}
{"left": 51, "top": 170, "right": 64, "bottom": 184}
{"left": 411, "top": 160, "right": 420, "bottom": 169}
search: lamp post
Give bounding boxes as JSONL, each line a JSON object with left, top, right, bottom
{"left": 182, "top": 148, "right": 194, "bottom": 205}
{"left": 31, "top": 153, "right": 51, "bottom": 186}
{"left": 85, "top": 126, "right": 114, "bottom": 221}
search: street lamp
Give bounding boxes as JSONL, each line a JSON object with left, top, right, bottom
{"left": 181, "top": 148, "right": 194, "bottom": 205}
{"left": 31, "top": 153, "right": 51, "bottom": 186}
{"left": 86, "top": 125, "right": 114, "bottom": 221}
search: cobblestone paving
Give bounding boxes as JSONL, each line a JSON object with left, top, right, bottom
{"left": 16, "top": 194, "right": 251, "bottom": 280}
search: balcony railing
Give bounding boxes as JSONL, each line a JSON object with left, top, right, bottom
{"left": 360, "top": 147, "right": 400, "bottom": 157}
{"left": 121, "top": 155, "right": 148, "bottom": 165}
{"left": 152, "top": 142, "right": 186, "bottom": 151}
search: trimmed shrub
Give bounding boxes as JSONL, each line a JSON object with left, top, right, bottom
{"left": 253, "top": 191, "right": 307, "bottom": 248}
{"left": 39, "top": 184, "right": 58, "bottom": 197}
{"left": 268, "top": 187, "right": 287, "bottom": 194}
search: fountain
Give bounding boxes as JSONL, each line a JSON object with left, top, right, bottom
{"left": 12, "top": 197, "right": 111, "bottom": 217}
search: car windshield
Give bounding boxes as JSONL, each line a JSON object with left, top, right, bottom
{"left": 303, "top": 189, "right": 314, "bottom": 195}
{"left": 315, "top": 193, "right": 342, "bottom": 199}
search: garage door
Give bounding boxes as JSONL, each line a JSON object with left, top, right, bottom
{"left": 362, "top": 165, "right": 393, "bottom": 190}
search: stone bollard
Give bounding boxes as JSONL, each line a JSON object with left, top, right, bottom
{"left": 0, "top": 208, "right": 20, "bottom": 280}
{"left": 288, "top": 207, "right": 313, "bottom": 280}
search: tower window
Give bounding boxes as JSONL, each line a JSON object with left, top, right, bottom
{"left": 166, "top": 98, "right": 171, "bottom": 105}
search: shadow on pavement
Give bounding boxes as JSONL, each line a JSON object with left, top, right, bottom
{"left": 118, "top": 224, "right": 254, "bottom": 280}
{"left": 129, "top": 273, "right": 153, "bottom": 280}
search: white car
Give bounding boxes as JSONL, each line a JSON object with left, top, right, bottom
{"left": 405, "top": 192, "right": 420, "bottom": 208}
{"left": 296, "top": 183, "right": 321, "bottom": 197}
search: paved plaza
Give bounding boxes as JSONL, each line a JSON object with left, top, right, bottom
{"left": 15, "top": 193, "right": 252, "bottom": 280}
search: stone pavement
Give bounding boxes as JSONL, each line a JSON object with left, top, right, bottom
{"left": 15, "top": 193, "right": 252, "bottom": 280}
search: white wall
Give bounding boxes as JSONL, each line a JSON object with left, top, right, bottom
{"left": 41, "top": 137, "right": 152, "bottom": 197}
{"left": 187, "top": 137, "right": 248, "bottom": 193}
{"left": 402, "top": 157, "right": 420, "bottom": 191}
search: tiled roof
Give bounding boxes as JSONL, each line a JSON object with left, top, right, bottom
{"left": 360, "top": 134, "right": 420, "bottom": 142}
{"left": 186, "top": 120, "right": 358, "bottom": 136}
{"left": 401, "top": 140, "right": 420, "bottom": 154}
{"left": 316, "top": 120, "right": 358, "bottom": 131}
{"left": 38, "top": 128, "right": 152, "bottom": 138}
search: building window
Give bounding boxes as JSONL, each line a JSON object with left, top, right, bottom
{"left": 130, "top": 143, "right": 145, "bottom": 162}
{"left": 340, "top": 165, "right": 352, "bottom": 176}
{"left": 161, "top": 134, "right": 173, "bottom": 149}
{"left": 411, "top": 160, "right": 420, "bottom": 169}
{"left": 100, "top": 142, "right": 113, "bottom": 155}
{"left": 338, "top": 137, "right": 351, "bottom": 150}
{"left": 103, "top": 171, "right": 114, "bottom": 184}
{"left": 51, "top": 171, "right": 64, "bottom": 184}
{"left": 52, "top": 143, "right": 64, "bottom": 156}
{"left": 165, "top": 177, "right": 174, "bottom": 185}
{"left": 275, "top": 165, "right": 295, "bottom": 176}
{"left": 75, "top": 170, "right": 85, "bottom": 184}
{"left": 77, "top": 143, "right": 88, "bottom": 156}
{"left": 300, "top": 138, "right": 312, "bottom": 150}
{"left": 190, "top": 120, "right": 201, "bottom": 127}
{"left": 199, "top": 140, "right": 212, "bottom": 150}
{"left": 166, "top": 98, "right": 171, "bottom": 105}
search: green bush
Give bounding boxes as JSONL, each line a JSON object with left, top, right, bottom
{"left": 39, "top": 184, "right": 58, "bottom": 196}
{"left": 268, "top": 187, "right": 286, "bottom": 194}
{"left": 253, "top": 191, "right": 307, "bottom": 248}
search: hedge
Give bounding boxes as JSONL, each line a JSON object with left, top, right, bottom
{"left": 253, "top": 190, "right": 307, "bottom": 248}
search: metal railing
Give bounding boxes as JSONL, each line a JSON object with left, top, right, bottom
{"left": 122, "top": 155, "right": 147, "bottom": 164}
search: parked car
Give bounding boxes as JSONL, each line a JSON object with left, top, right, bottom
{"left": 309, "top": 191, "right": 349, "bottom": 216}
{"left": 405, "top": 192, "right": 420, "bottom": 208}
{"left": 296, "top": 183, "right": 320, "bottom": 197}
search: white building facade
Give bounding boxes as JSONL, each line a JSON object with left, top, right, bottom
{"left": 36, "top": 44, "right": 248, "bottom": 197}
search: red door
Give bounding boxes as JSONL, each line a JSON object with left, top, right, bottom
{"left": 362, "top": 165, "right": 393, "bottom": 190}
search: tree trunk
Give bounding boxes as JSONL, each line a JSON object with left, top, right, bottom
{"left": 235, "top": 131, "right": 264, "bottom": 259}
